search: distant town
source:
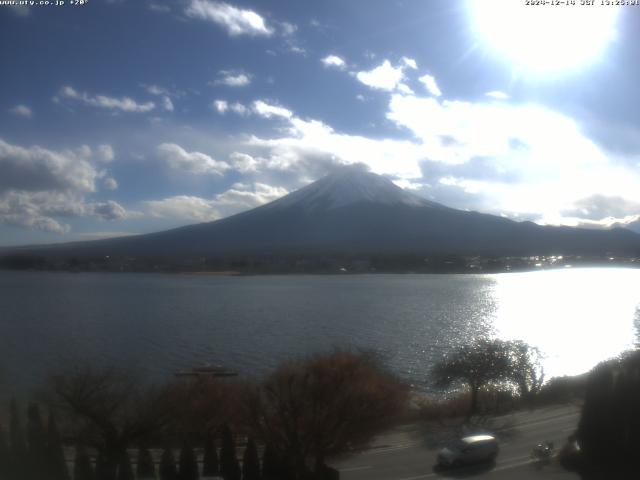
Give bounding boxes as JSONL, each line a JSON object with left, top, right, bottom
{"left": 1, "top": 252, "right": 639, "bottom": 274}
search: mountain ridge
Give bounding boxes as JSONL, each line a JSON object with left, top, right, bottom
{"left": 2, "top": 167, "right": 640, "bottom": 263}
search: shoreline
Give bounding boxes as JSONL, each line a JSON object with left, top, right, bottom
{"left": 1, "top": 263, "right": 639, "bottom": 276}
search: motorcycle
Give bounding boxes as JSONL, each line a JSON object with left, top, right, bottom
{"left": 530, "top": 441, "right": 554, "bottom": 468}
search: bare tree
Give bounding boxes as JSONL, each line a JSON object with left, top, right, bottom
{"left": 166, "top": 376, "right": 245, "bottom": 440}
{"left": 245, "top": 351, "right": 407, "bottom": 479}
{"left": 48, "top": 367, "right": 174, "bottom": 480}
{"left": 432, "top": 338, "right": 512, "bottom": 418}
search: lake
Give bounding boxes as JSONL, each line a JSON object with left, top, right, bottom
{"left": 0, "top": 268, "right": 638, "bottom": 397}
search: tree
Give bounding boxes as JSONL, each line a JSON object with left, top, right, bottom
{"left": 159, "top": 448, "right": 178, "bottom": 480}
{"left": 27, "top": 403, "right": 47, "bottom": 478}
{"left": 261, "top": 444, "right": 285, "bottom": 480}
{"left": 242, "top": 438, "right": 260, "bottom": 480}
{"left": 47, "top": 412, "right": 70, "bottom": 480}
{"left": 49, "top": 367, "right": 174, "bottom": 480}
{"left": 202, "top": 434, "right": 219, "bottom": 477}
{"left": 246, "top": 351, "right": 407, "bottom": 479}
{"left": 73, "top": 446, "right": 96, "bottom": 480}
{"left": 178, "top": 442, "right": 199, "bottom": 480}
{"left": 96, "top": 451, "right": 116, "bottom": 480}
{"left": 136, "top": 447, "right": 156, "bottom": 479}
{"left": 167, "top": 376, "right": 245, "bottom": 440}
{"left": 9, "top": 399, "right": 27, "bottom": 479}
{"left": 503, "top": 340, "right": 545, "bottom": 403}
{"left": 220, "top": 425, "right": 240, "bottom": 480}
{"left": 431, "top": 339, "right": 512, "bottom": 418}
{"left": 577, "top": 350, "right": 640, "bottom": 476}
{"left": 116, "top": 451, "right": 134, "bottom": 480}
{"left": 0, "top": 423, "right": 10, "bottom": 480}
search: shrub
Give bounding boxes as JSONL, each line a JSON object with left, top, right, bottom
{"left": 245, "top": 351, "right": 407, "bottom": 478}
{"left": 577, "top": 350, "right": 640, "bottom": 475}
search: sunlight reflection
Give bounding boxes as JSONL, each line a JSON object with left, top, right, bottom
{"left": 491, "top": 268, "right": 640, "bottom": 379}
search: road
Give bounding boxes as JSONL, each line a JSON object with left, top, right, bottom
{"left": 331, "top": 404, "right": 581, "bottom": 480}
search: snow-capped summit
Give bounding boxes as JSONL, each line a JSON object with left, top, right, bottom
{"left": 267, "top": 165, "right": 443, "bottom": 212}
{"left": 12, "top": 167, "right": 640, "bottom": 260}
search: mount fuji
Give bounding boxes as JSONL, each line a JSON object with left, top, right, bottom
{"left": 5, "top": 166, "right": 640, "bottom": 261}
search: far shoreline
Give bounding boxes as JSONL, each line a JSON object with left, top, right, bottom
{"left": 1, "top": 262, "right": 640, "bottom": 276}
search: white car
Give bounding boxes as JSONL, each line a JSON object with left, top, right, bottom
{"left": 437, "top": 434, "right": 499, "bottom": 468}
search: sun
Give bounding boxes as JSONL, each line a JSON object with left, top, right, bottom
{"left": 468, "top": 0, "right": 619, "bottom": 73}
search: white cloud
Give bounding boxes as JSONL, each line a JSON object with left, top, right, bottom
{"left": 253, "top": 100, "right": 293, "bottom": 119}
{"left": 486, "top": 91, "right": 509, "bottom": 100}
{"left": 289, "top": 45, "right": 306, "bottom": 55}
{"left": 321, "top": 55, "right": 346, "bottom": 69}
{"left": 103, "top": 177, "right": 119, "bottom": 190}
{"left": 215, "top": 182, "right": 288, "bottom": 209}
{"left": 145, "top": 84, "right": 168, "bottom": 96}
{"left": 562, "top": 194, "right": 640, "bottom": 221}
{"left": 146, "top": 195, "right": 220, "bottom": 222}
{"left": 397, "top": 83, "right": 415, "bottom": 95}
{"left": 385, "top": 93, "right": 640, "bottom": 222}
{"left": 143, "top": 84, "right": 180, "bottom": 111}
{"left": 185, "top": 0, "right": 273, "bottom": 36}
{"left": 0, "top": 139, "right": 101, "bottom": 194}
{"left": 215, "top": 70, "right": 251, "bottom": 87}
{"left": 356, "top": 60, "right": 405, "bottom": 91}
{"left": 157, "top": 143, "right": 230, "bottom": 175}
{"left": 215, "top": 100, "right": 281, "bottom": 117}
{"left": 280, "top": 21, "right": 297, "bottom": 36}
{"left": 91, "top": 200, "right": 127, "bottom": 221}
{"left": 0, "top": 139, "right": 126, "bottom": 233}
{"left": 418, "top": 74, "right": 442, "bottom": 97}
{"left": 402, "top": 57, "right": 418, "bottom": 70}
{"left": 161, "top": 96, "right": 174, "bottom": 111}
{"left": 230, "top": 102, "right": 249, "bottom": 115}
{"left": 227, "top": 83, "right": 640, "bottom": 227}
{"left": 229, "top": 152, "right": 260, "bottom": 172}
{"left": 145, "top": 182, "right": 288, "bottom": 221}
{"left": 249, "top": 116, "right": 424, "bottom": 178}
{"left": 9, "top": 105, "right": 32, "bottom": 118}
{"left": 96, "top": 144, "right": 115, "bottom": 163}
{"left": 148, "top": 2, "right": 171, "bottom": 13}
{"left": 213, "top": 99, "right": 229, "bottom": 113}
{"left": 0, "top": 191, "right": 75, "bottom": 234}
{"left": 57, "top": 86, "right": 155, "bottom": 113}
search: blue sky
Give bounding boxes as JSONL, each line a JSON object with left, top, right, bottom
{"left": 1, "top": 0, "right": 640, "bottom": 246}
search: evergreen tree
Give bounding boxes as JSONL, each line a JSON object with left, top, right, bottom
{"left": 0, "top": 423, "right": 10, "bottom": 480}
{"left": 241, "top": 439, "right": 260, "bottom": 480}
{"left": 261, "top": 445, "right": 281, "bottom": 480}
{"left": 116, "top": 451, "right": 135, "bottom": 480}
{"left": 95, "top": 451, "right": 117, "bottom": 480}
{"left": 9, "top": 399, "right": 27, "bottom": 479}
{"left": 159, "top": 448, "right": 178, "bottom": 480}
{"left": 577, "top": 350, "right": 640, "bottom": 474}
{"left": 202, "top": 434, "right": 219, "bottom": 477}
{"left": 74, "top": 446, "right": 96, "bottom": 480}
{"left": 178, "top": 441, "right": 199, "bottom": 480}
{"left": 136, "top": 447, "right": 156, "bottom": 479}
{"left": 27, "top": 403, "right": 47, "bottom": 477}
{"left": 47, "top": 412, "right": 70, "bottom": 480}
{"left": 220, "top": 425, "right": 240, "bottom": 480}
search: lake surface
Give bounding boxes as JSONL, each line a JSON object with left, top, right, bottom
{"left": 0, "top": 268, "right": 638, "bottom": 396}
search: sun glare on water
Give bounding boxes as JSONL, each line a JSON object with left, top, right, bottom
{"left": 492, "top": 268, "right": 640, "bottom": 379}
{"left": 469, "top": 0, "right": 620, "bottom": 72}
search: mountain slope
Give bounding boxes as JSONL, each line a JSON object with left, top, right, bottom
{"left": 6, "top": 167, "right": 640, "bottom": 259}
